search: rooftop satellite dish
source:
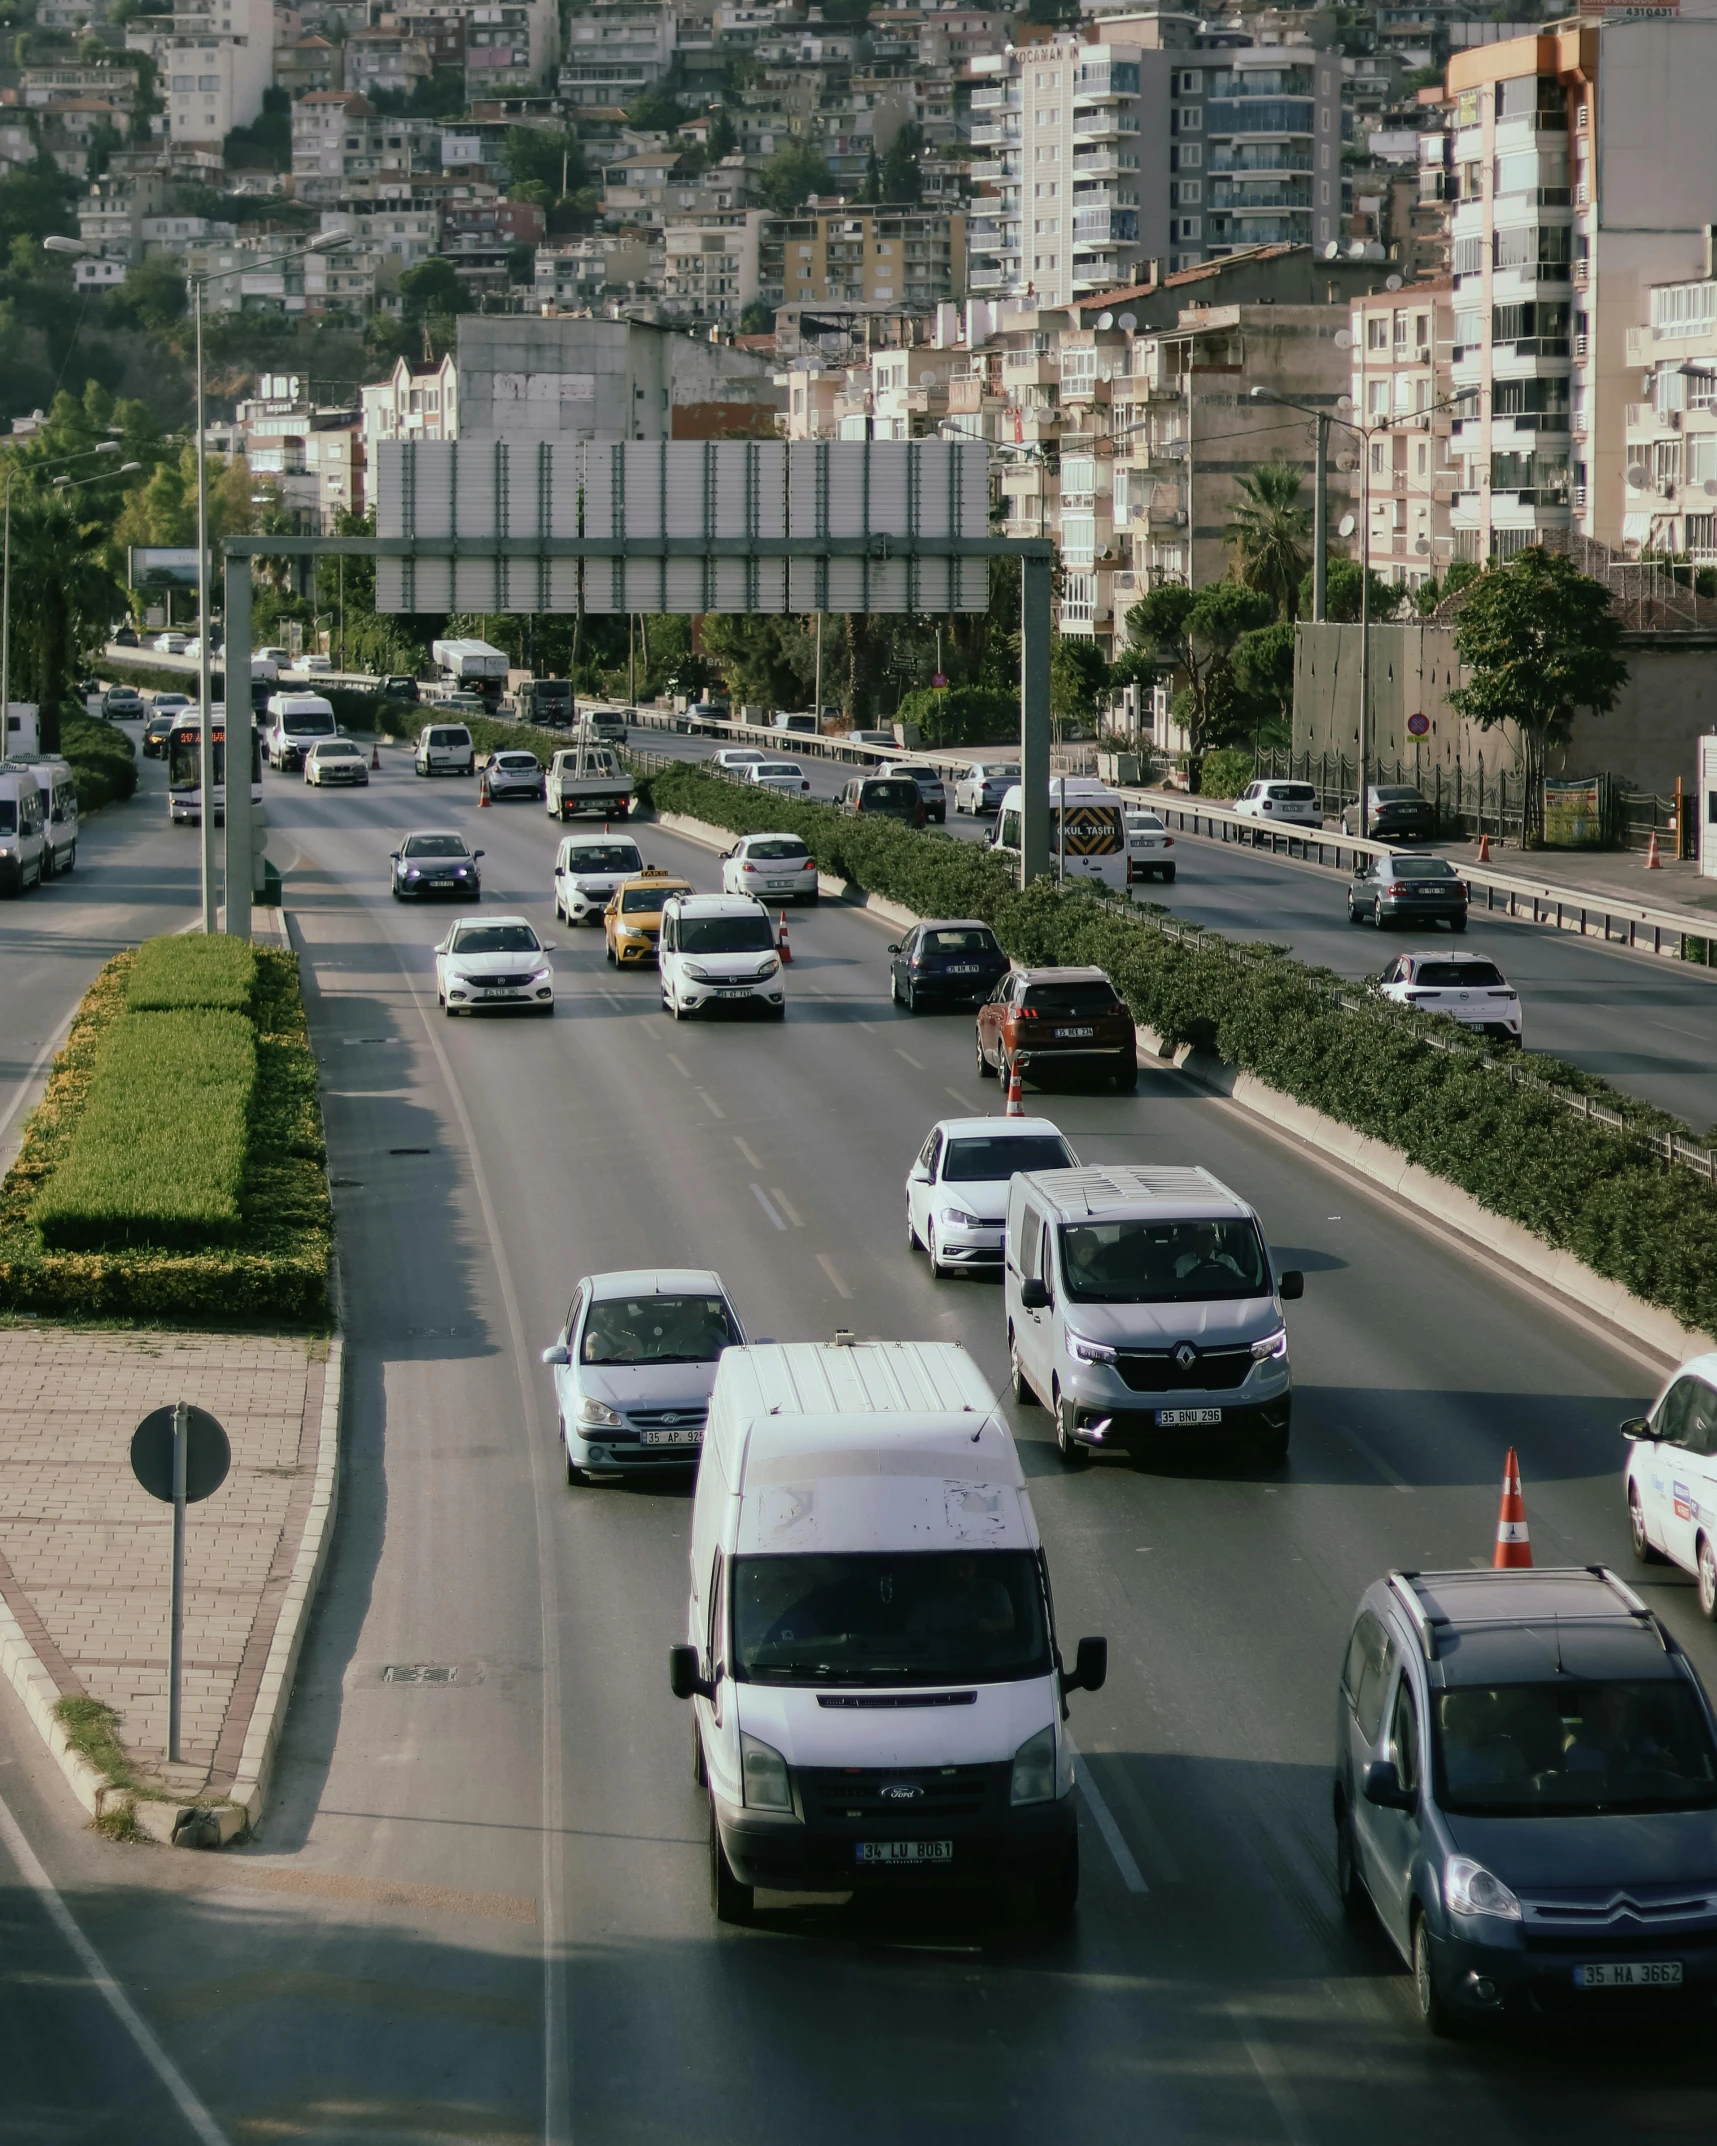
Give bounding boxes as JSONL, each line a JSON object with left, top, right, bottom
{"left": 1415, "top": 537, "right": 1431, "bottom": 554}
{"left": 919, "top": 370, "right": 936, "bottom": 386}
{"left": 1100, "top": 364, "right": 1113, "bottom": 381}
{"left": 1338, "top": 513, "right": 1357, "bottom": 537}
{"left": 1385, "top": 273, "right": 1403, "bottom": 290}
{"left": 1366, "top": 242, "right": 1387, "bottom": 262}
{"left": 1118, "top": 311, "right": 1137, "bottom": 331}
{"left": 1336, "top": 394, "right": 1354, "bottom": 413}
{"left": 1626, "top": 464, "right": 1649, "bottom": 489}
{"left": 1098, "top": 310, "right": 1114, "bottom": 329}
{"left": 1334, "top": 329, "right": 1353, "bottom": 350}
{"left": 1323, "top": 240, "right": 1340, "bottom": 260}
{"left": 1348, "top": 241, "right": 1367, "bottom": 259}
{"left": 1335, "top": 452, "right": 1358, "bottom": 471}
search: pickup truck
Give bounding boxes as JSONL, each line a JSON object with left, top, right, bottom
{"left": 545, "top": 743, "right": 634, "bottom": 821}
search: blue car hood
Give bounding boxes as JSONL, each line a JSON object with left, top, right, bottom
{"left": 1445, "top": 1806, "right": 1717, "bottom": 1892}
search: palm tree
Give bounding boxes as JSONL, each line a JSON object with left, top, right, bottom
{"left": 1227, "top": 461, "right": 1311, "bottom": 621}
{"left": 6, "top": 493, "right": 126, "bottom": 751}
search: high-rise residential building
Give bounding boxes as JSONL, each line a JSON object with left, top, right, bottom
{"left": 1443, "top": 15, "right": 1717, "bottom": 561}
{"left": 558, "top": 1, "right": 677, "bottom": 108}
{"left": 1623, "top": 253, "right": 1717, "bottom": 569}
{"left": 463, "top": 0, "right": 558, "bottom": 100}
{"left": 1350, "top": 279, "right": 1458, "bottom": 595}
{"left": 663, "top": 212, "right": 765, "bottom": 323}
{"left": 154, "top": 0, "right": 272, "bottom": 148}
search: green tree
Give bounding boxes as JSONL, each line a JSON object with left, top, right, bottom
{"left": 2, "top": 490, "right": 127, "bottom": 750}
{"left": 738, "top": 299, "right": 774, "bottom": 334}
{"left": 707, "top": 107, "right": 736, "bottom": 159}
{"left": 895, "top": 682, "right": 1015, "bottom": 748}
{"left": 624, "top": 87, "right": 683, "bottom": 133}
{"left": 1232, "top": 618, "right": 1297, "bottom": 754}
{"left": 1227, "top": 460, "right": 1310, "bottom": 619}
{"left": 1447, "top": 547, "right": 1628, "bottom": 847}
{"left": 1300, "top": 555, "right": 1405, "bottom": 623}
{"left": 699, "top": 613, "right": 817, "bottom": 710}
{"left": 856, "top": 145, "right": 882, "bottom": 205}
{"left": 1125, "top": 581, "right": 1273, "bottom": 789}
{"left": 1049, "top": 633, "right": 1108, "bottom": 736}
{"left": 505, "top": 125, "right": 588, "bottom": 197}
{"left": 224, "top": 85, "right": 291, "bottom": 170}
{"left": 760, "top": 140, "right": 832, "bottom": 214}
{"left": 117, "top": 254, "right": 186, "bottom": 335}
{"left": 880, "top": 122, "right": 923, "bottom": 206}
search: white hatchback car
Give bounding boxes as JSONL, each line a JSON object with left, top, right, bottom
{"left": 304, "top": 737, "right": 369, "bottom": 786}
{"left": 709, "top": 748, "right": 766, "bottom": 777}
{"left": 659, "top": 893, "right": 784, "bottom": 1020}
{"left": 1232, "top": 779, "right": 1322, "bottom": 830}
{"left": 719, "top": 831, "right": 820, "bottom": 906}
{"left": 1377, "top": 950, "right": 1522, "bottom": 1045}
{"left": 743, "top": 758, "right": 811, "bottom": 796}
{"left": 906, "top": 1116, "right": 1078, "bottom": 1278}
{"left": 435, "top": 915, "right": 556, "bottom": 1015}
{"left": 1124, "top": 809, "right": 1175, "bottom": 885}
{"left": 553, "top": 830, "right": 644, "bottom": 925}
{"left": 1625, "top": 1357, "right": 1717, "bottom": 1611}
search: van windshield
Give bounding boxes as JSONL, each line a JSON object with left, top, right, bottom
{"left": 1058, "top": 1218, "right": 1271, "bottom": 1303}
{"left": 566, "top": 844, "right": 641, "bottom": 874}
{"left": 283, "top": 709, "right": 334, "bottom": 735}
{"left": 732, "top": 1551, "right": 1052, "bottom": 1687}
{"left": 679, "top": 914, "right": 775, "bottom": 953}
{"left": 1434, "top": 1680, "right": 1717, "bottom": 1817}
{"left": 0, "top": 801, "right": 14, "bottom": 834}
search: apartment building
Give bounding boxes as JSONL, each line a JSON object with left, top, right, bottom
{"left": 463, "top": 0, "right": 557, "bottom": 100}
{"left": 442, "top": 195, "right": 546, "bottom": 294}
{"left": 238, "top": 370, "right": 364, "bottom": 528}
{"left": 361, "top": 350, "right": 459, "bottom": 466}
{"left": 21, "top": 64, "right": 139, "bottom": 112}
{"left": 1444, "top": 14, "right": 1717, "bottom": 561}
{"left": 1622, "top": 262, "right": 1717, "bottom": 566}
{"left": 759, "top": 205, "right": 966, "bottom": 311}
{"left": 1350, "top": 279, "right": 1458, "bottom": 593}
{"left": 343, "top": 25, "right": 433, "bottom": 101}
{"left": 273, "top": 33, "right": 339, "bottom": 95}
{"left": 534, "top": 235, "right": 661, "bottom": 308}
{"left": 663, "top": 211, "right": 764, "bottom": 322}
{"left": 157, "top": 0, "right": 271, "bottom": 148}
{"left": 319, "top": 201, "right": 440, "bottom": 265}
{"left": 292, "top": 90, "right": 379, "bottom": 185}
{"left": 558, "top": 2, "right": 677, "bottom": 108}
{"left": 77, "top": 170, "right": 170, "bottom": 265}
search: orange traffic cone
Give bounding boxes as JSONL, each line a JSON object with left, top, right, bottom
{"left": 777, "top": 910, "right": 792, "bottom": 963}
{"left": 1005, "top": 1060, "right": 1024, "bottom": 1117}
{"left": 1646, "top": 831, "right": 1662, "bottom": 868}
{"left": 370, "top": 740, "right": 381, "bottom": 770}
{"left": 478, "top": 767, "right": 491, "bottom": 807}
{"left": 1476, "top": 831, "right": 1491, "bottom": 864}
{"left": 1493, "top": 1447, "right": 1532, "bottom": 1569}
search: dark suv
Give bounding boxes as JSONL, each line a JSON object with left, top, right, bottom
{"left": 1336, "top": 1566, "right": 1717, "bottom": 2034}
{"left": 839, "top": 774, "right": 927, "bottom": 827}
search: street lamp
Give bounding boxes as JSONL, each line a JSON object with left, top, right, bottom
{"left": 1, "top": 439, "right": 126, "bottom": 759}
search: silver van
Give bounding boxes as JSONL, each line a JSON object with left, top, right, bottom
{"left": 5, "top": 754, "right": 78, "bottom": 875}
{"left": 0, "top": 766, "right": 47, "bottom": 893}
{"left": 1004, "top": 1164, "right": 1302, "bottom": 1466}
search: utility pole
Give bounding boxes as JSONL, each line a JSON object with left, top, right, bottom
{"left": 1312, "top": 411, "right": 1328, "bottom": 624}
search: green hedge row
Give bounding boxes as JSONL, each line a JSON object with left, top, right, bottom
{"left": 0, "top": 942, "right": 331, "bottom": 1325}
{"left": 638, "top": 759, "right": 1717, "bottom": 1336}
{"left": 60, "top": 712, "right": 138, "bottom": 812}
{"left": 126, "top": 932, "right": 256, "bottom": 1015}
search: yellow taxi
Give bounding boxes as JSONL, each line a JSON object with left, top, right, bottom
{"left": 604, "top": 866, "right": 694, "bottom": 967}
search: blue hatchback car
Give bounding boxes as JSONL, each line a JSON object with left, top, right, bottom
{"left": 1335, "top": 1566, "right": 1717, "bottom": 2032}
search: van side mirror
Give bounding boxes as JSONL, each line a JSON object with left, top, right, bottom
{"left": 1362, "top": 1758, "right": 1415, "bottom": 1812}
{"left": 669, "top": 1643, "right": 715, "bottom": 1702}
{"left": 1019, "top": 1278, "right": 1050, "bottom": 1311}
{"left": 1061, "top": 1635, "right": 1107, "bottom": 1698}
{"left": 1278, "top": 1270, "right": 1304, "bottom": 1301}
{"left": 1620, "top": 1416, "right": 1654, "bottom": 1441}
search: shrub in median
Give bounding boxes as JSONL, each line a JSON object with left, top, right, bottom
{"left": 60, "top": 711, "right": 138, "bottom": 812}
{"left": 125, "top": 932, "right": 256, "bottom": 1014}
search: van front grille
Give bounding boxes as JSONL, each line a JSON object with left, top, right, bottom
{"left": 1114, "top": 1347, "right": 1255, "bottom": 1393}
{"left": 797, "top": 1764, "right": 1000, "bottom": 1825}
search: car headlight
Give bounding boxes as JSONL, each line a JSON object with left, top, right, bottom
{"left": 740, "top": 1730, "right": 794, "bottom": 1813}
{"left": 1068, "top": 1334, "right": 1117, "bottom": 1364}
{"left": 1251, "top": 1328, "right": 1288, "bottom": 1362}
{"left": 574, "top": 1395, "right": 625, "bottom": 1430}
{"left": 940, "top": 1206, "right": 984, "bottom": 1228}
{"left": 404, "top": 867, "right": 420, "bottom": 879}
{"left": 530, "top": 967, "right": 552, "bottom": 984}
{"left": 454, "top": 865, "right": 470, "bottom": 876}
{"left": 1445, "top": 1856, "right": 1521, "bottom": 1921}
{"left": 1010, "top": 1725, "right": 1057, "bottom": 1806}
{"left": 756, "top": 956, "right": 780, "bottom": 979}
{"left": 681, "top": 961, "right": 711, "bottom": 981}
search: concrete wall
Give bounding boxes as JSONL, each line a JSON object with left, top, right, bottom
{"left": 1294, "top": 620, "right": 1717, "bottom": 796}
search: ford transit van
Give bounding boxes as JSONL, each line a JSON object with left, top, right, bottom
{"left": 669, "top": 1340, "right": 1107, "bottom": 1923}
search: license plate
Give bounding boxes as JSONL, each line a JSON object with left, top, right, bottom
{"left": 715, "top": 988, "right": 753, "bottom": 999}
{"left": 639, "top": 1427, "right": 702, "bottom": 1447}
{"left": 1157, "top": 1407, "right": 1222, "bottom": 1426}
{"left": 856, "top": 1840, "right": 953, "bottom": 1865}
{"left": 949, "top": 964, "right": 981, "bottom": 974}
{"left": 1574, "top": 1961, "right": 1683, "bottom": 1988}
{"left": 1056, "top": 1027, "right": 1094, "bottom": 1039}
{"left": 478, "top": 987, "right": 520, "bottom": 997}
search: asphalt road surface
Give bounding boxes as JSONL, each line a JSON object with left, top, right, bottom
{"left": 1, "top": 744, "right": 1714, "bottom": 2144}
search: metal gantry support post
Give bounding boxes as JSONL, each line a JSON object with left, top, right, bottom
{"left": 1020, "top": 551, "right": 1052, "bottom": 887}
{"left": 195, "top": 277, "right": 218, "bottom": 935}
{"left": 1312, "top": 412, "right": 1329, "bottom": 625}
{"left": 223, "top": 552, "right": 252, "bottom": 940}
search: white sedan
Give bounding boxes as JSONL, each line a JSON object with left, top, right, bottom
{"left": 953, "top": 761, "right": 1021, "bottom": 815}
{"left": 719, "top": 832, "right": 820, "bottom": 905}
{"left": 1377, "top": 950, "right": 1522, "bottom": 1045}
{"left": 435, "top": 916, "right": 556, "bottom": 1016}
{"left": 743, "top": 759, "right": 812, "bottom": 795}
{"left": 906, "top": 1116, "right": 1078, "bottom": 1278}
{"left": 1125, "top": 810, "right": 1175, "bottom": 885}
{"left": 304, "top": 737, "right": 369, "bottom": 786}
{"left": 153, "top": 631, "right": 189, "bottom": 655}
{"left": 709, "top": 748, "right": 767, "bottom": 776}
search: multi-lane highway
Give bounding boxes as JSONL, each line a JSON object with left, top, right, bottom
{"left": 4, "top": 739, "right": 1717, "bottom": 2141}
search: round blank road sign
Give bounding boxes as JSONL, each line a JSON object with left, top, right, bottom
{"left": 130, "top": 1406, "right": 232, "bottom": 1505}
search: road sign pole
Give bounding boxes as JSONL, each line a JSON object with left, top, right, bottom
{"left": 1021, "top": 552, "right": 1052, "bottom": 886}
{"left": 169, "top": 1401, "right": 187, "bottom": 1764}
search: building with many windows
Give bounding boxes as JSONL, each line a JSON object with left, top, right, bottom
{"left": 1623, "top": 262, "right": 1717, "bottom": 569}
{"left": 1350, "top": 279, "right": 1459, "bottom": 594}
{"left": 759, "top": 205, "right": 966, "bottom": 312}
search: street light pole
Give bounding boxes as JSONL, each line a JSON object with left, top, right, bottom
{"left": 195, "top": 274, "right": 217, "bottom": 930}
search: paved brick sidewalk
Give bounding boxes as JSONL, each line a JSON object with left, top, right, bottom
{"left": 1433, "top": 837, "right": 1717, "bottom": 920}
{"left": 0, "top": 1328, "right": 328, "bottom": 1796}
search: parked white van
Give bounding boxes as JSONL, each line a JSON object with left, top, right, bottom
{"left": 669, "top": 1339, "right": 1108, "bottom": 1923}
{"left": 4, "top": 754, "right": 78, "bottom": 875}
{"left": 0, "top": 764, "right": 47, "bottom": 892}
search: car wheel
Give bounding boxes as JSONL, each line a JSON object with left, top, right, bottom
{"left": 1699, "top": 1534, "right": 1717, "bottom": 1621}
{"left": 1113, "top": 1052, "right": 1138, "bottom": 1094}
{"left": 39, "top": 843, "right": 55, "bottom": 882}
{"left": 906, "top": 980, "right": 920, "bottom": 1015}
{"left": 1009, "top": 1328, "right": 1039, "bottom": 1409}
{"left": 710, "top": 1801, "right": 754, "bottom": 1925}
{"left": 62, "top": 842, "right": 74, "bottom": 873}
{"left": 563, "top": 1433, "right": 588, "bottom": 1488}
{"left": 1629, "top": 1483, "right": 1666, "bottom": 1564}
{"left": 1412, "top": 1912, "right": 1458, "bottom": 2038}
{"left": 605, "top": 944, "right": 616, "bottom": 965}
{"left": 890, "top": 968, "right": 903, "bottom": 1005}
{"left": 1346, "top": 902, "right": 1364, "bottom": 925}
{"left": 907, "top": 1204, "right": 922, "bottom": 1252}
{"left": 1449, "top": 914, "right": 1468, "bottom": 934}
{"left": 1335, "top": 1802, "right": 1368, "bottom": 1921}
{"left": 977, "top": 1032, "right": 995, "bottom": 1079}
{"left": 927, "top": 1224, "right": 946, "bottom": 1278}
{"left": 1372, "top": 904, "right": 1390, "bottom": 929}
{"left": 1256, "top": 1423, "right": 1290, "bottom": 1467}
{"left": 1054, "top": 1389, "right": 1089, "bottom": 1465}
{"left": 768, "top": 1003, "right": 785, "bottom": 1022}
{"left": 1160, "top": 864, "right": 1175, "bottom": 883}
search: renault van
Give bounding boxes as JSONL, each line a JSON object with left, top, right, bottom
{"left": 5, "top": 754, "right": 78, "bottom": 875}
{"left": 0, "top": 765, "right": 47, "bottom": 892}
{"left": 669, "top": 1340, "right": 1108, "bottom": 1923}
{"left": 1004, "top": 1165, "right": 1303, "bottom": 1466}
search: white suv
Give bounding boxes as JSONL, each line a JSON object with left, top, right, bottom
{"left": 1376, "top": 950, "right": 1522, "bottom": 1045}
{"left": 659, "top": 893, "right": 784, "bottom": 1020}
{"left": 1232, "top": 779, "right": 1321, "bottom": 830}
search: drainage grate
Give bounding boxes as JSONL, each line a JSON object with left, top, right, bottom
{"left": 383, "top": 1664, "right": 457, "bottom": 1685}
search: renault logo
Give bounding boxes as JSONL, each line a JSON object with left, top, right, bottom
{"left": 880, "top": 1783, "right": 923, "bottom": 1801}
{"left": 1174, "top": 1342, "right": 1199, "bottom": 1371}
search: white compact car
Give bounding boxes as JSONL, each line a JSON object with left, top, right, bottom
{"left": 743, "top": 759, "right": 811, "bottom": 796}
{"left": 719, "top": 831, "right": 820, "bottom": 906}
{"left": 297, "top": 653, "right": 333, "bottom": 674}
{"left": 709, "top": 748, "right": 767, "bottom": 777}
{"left": 304, "top": 737, "right": 369, "bottom": 786}
{"left": 658, "top": 892, "right": 784, "bottom": 1020}
{"left": 1625, "top": 1356, "right": 1717, "bottom": 1610}
{"left": 484, "top": 749, "right": 545, "bottom": 801}
{"left": 907, "top": 1116, "right": 1078, "bottom": 1277}
{"left": 954, "top": 761, "right": 1021, "bottom": 816}
{"left": 1232, "top": 779, "right": 1321, "bottom": 830}
{"left": 1124, "top": 810, "right": 1175, "bottom": 885}
{"left": 553, "top": 830, "right": 644, "bottom": 925}
{"left": 153, "top": 631, "right": 189, "bottom": 655}
{"left": 1376, "top": 950, "right": 1522, "bottom": 1045}
{"left": 435, "top": 915, "right": 555, "bottom": 1015}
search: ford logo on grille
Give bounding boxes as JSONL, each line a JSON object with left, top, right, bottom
{"left": 1174, "top": 1342, "right": 1199, "bottom": 1371}
{"left": 879, "top": 1783, "right": 923, "bottom": 1801}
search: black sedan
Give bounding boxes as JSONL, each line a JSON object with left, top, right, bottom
{"left": 1342, "top": 784, "right": 1436, "bottom": 840}
{"left": 141, "top": 712, "right": 176, "bottom": 758}
{"left": 389, "top": 831, "right": 484, "bottom": 900}
{"left": 888, "top": 919, "right": 1009, "bottom": 1013}
{"left": 1348, "top": 852, "right": 1468, "bottom": 931}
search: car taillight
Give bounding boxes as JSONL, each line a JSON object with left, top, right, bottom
{"left": 802, "top": 856, "right": 816, "bottom": 869}
{"left": 1386, "top": 882, "right": 1408, "bottom": 896}
{"left": 1014, "top": 1006, "right": 1039, "bottom": 1021}
{"left": 1163, "top": 835, "right": 1174, "bottom": 847}
{"left": 741, "top": 861, "right": 758, "bottom": 871}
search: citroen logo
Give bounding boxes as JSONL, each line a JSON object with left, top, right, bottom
{"left": 880, "top": 1783, "right": 923, "bottom": 1801}
{"left": 1174, "top": 1342, "right": 1199, "bottom": 1371}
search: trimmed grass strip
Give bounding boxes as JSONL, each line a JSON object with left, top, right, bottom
{"left": 125, "top": 932, "right": 256, "bottom": 1015}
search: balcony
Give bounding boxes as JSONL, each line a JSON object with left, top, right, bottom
{"left": 971, "top": 124, "right": 1016, "bottom": 148}
{"left": 968, "top": 264, "right": 1010, "bottom": 291}
{"left": 1072, "top": 113, "right": 1122, "bottom": 146}
{"left": 969, "top": 160, "right": 1005, "bottom": 183}
{"left": 970, "top": 85, "right": 1017, "bottom": 111}
{"left": 1072, "top": 150, "right": 1121, "bottom": 178}
{"left": 1002, "top": 350, "right": 1059, "bottom": 385}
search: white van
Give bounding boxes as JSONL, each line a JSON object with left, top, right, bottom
{"left": 5, "top": 755, "right": 78, "bottom": 875}
{"left": 263, "top": 692, "right": 338, "bottom": 771}
{"left": 0, "top": 765, "right": 47, "bottom": 893}
{"left": 416, "top": 721, "right": 476, "bottom": 777}
{"left": 990, "top": 778, "right": 1129, "bottom": 891}
{"left": 669, "top": 1339, "right": 1108, "bottom": 1923}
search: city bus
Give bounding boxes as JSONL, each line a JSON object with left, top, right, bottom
{"left": 167, "top": 709, "right": 263, "bottom": 825}
{"left": 989, "top": 776, "right": 1129, "bottom": 891}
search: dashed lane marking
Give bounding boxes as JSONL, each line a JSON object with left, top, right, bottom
{"left": 1072, "top": 1747, "right": 1147, "bottom": 1896}
{"left": 1227, "top": 2005, "right": 1319, "bottom": 2146}
{"left": 894, "top": 1049, "right": 925, "bottom": 1071}
{"left": 816, "top": 1254, "right": 853, "bottom": 1300}
{"left": 696, "top": 1089, "right": 726, "bottom": 1120}
{"left": 733, "top": 1135, "right": 762, "bottom": 1167}
{"left": 770, "top": 1186, "right": 804, "bottom": 1228}
{"left": 751, "top": 1184, "right": 787, "bottom": 1231}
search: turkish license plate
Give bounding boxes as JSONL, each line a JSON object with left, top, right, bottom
{"left": 639, "top": 1426, "right": 702, "bottom": 1447}
{"left": 1156, "top": 1407, "right": 1222, "bottom": 1426}
{"left": 715, "top": 988, "right": 753, "bottom": 999}
{"left": 856, "top": 1840, "right": 953, "bottom": 1866}
{"left": 1056, "top": 1026, "right": 1094, "bottom": 1038}
{"left": 764, "top": 879, "right": 795, "bottom": 889}
{"left": 478, "top": 987, "right": 520, "bottom": 997}
{"left": 949, "top": 964, "right": 981, "bottom": 974}
{"left": 1574, "top": 1961, "right": 1683, "bottom": 1989}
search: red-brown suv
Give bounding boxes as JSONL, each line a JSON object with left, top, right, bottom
{"left": 975, "top": 966, "right": 1138, "bottom": 1092}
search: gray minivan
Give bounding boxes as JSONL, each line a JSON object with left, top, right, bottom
{"left": 1003, "top": 1164, "right": 1301, "bottom": 1465}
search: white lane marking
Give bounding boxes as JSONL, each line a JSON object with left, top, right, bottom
{"left": 816, "top": 1253, "right": 853, "bottom": 1300}
{"left": 1343, "top": 1427, "right": 1412, "bottom": 1492}
{"left": 696, "top": 1088, "right": 727, "bottom": 1120}
{"left": 1073, "top": 1750, "right": 1148, "bottom": 1896}
{"left": 1227, "top": 2005, "right": 1318, "bottom": 2146}
{"left": 0, "top": 1788, "right": 229, "bottom": 2146}
{"left": 751, "top": 1184, "right": 787, "bottom": 1231}
{"left": 667, "top": 1054, "right": 690, "bottom": 1078}
{"left": 945, "top": 1087, "right": 970, "bottom": 1108}
{"left": 0, "top": 1009, "right": 75, "bottom": 1156}
{"left": 770, "top": 1186, "right": 804, "bottom": 1228}
{"left": 1085, "top": 1742, "right": 1184, "bottom": 1883}
{"left": 733, "top": 1135, "right": 762, "bottom": 1167}
{"left": 894, "top": 1048, "right": 925, "bottom": 1071}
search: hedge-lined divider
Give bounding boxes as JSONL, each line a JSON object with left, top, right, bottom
{"left": 125, "top": 933, "right": 256, "bottom": 1015}
{"left": 634, "top": 758, "right": 1717, "bottom": 1337}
